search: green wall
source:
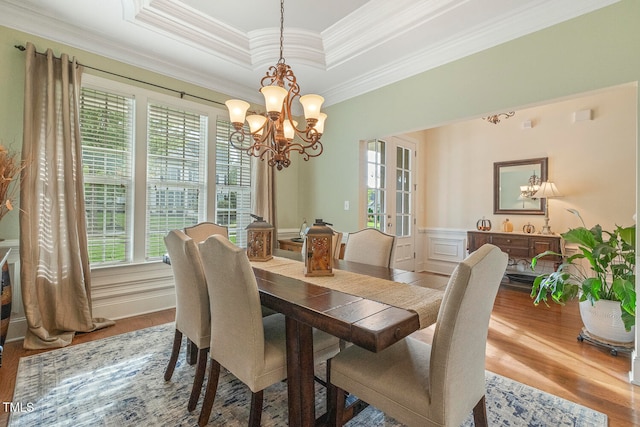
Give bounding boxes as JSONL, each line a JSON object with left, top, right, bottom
{"left": 2, "top": 0, "right": 640, "bottom": 237}
{"left": 308, "top": 0, "right": 640, "bottom": 233}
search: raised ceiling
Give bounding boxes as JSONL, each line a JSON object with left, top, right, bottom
{"left": 0, "top": 0, "right": 619, "bottom": 106}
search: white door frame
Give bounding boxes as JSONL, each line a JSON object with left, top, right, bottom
{"left": 360, "top": 136, "right": 417, "bottom": 270}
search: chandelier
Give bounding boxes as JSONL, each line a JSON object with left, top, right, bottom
{"left": 483, "top": 111, "right": 515, "bottom": 124}
{"left": 520, "top": 171, "right": 541, "bottom": 199}
{"left": 225, "top": 0, "right": 326, "bottom": 170}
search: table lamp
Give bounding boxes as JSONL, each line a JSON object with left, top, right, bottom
{"left": 533, "top": 181, "right": 562, "bottom": 235}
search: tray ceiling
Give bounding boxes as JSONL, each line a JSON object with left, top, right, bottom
{"left": 0, "top": 0, "right": 620, "bottom": 106}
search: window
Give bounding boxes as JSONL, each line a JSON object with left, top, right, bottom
{"left": 366, "top": 139, "right": 386, "bottom": 230}
{"left": 79, "top": 75, "right": 246, "bottom": 266}
{"left": 80, "top": 88, "right": 134, "bottom": 264}
{"left": 395, "top": 145, "right": 411, "bottom": 237}
{"left": 215, "top": 119, "right": 252, "bottom": 247}
{"left": 145, "top": 103, "right": 207, "bottom": 258}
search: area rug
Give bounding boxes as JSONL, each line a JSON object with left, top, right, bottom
{"left": 9, "top": 323, "right": 607, "bottom": 426}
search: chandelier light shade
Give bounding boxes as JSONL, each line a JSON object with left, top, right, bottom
{"left": 224, "top": 0, "right": 327, "bottom": 170}
{"left": 519, "top": 170, "right": 541, "bottom": 199}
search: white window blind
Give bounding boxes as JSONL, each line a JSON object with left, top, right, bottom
{"left": 215, "top": 118, "right": 251, "bottom": 247}
{"left": 80, "top": 88, "right": 134, "bottom": 264}
{"left": 146, "top": 103, "right": 207, "bottom": 258}
{"left": 79, "top": 75, "right": 242, "bottom": 268}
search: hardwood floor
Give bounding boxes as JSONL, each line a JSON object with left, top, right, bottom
{"left": 1, "top": 286, "right": 638, "bottom": 426}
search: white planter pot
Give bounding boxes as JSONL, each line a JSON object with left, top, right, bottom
{"left": 579, "top": 299, "right": 635, "bottom": 343}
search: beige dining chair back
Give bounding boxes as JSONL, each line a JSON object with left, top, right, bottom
{"left": 329, "top": 244, "right": 508, "bottom": 427}
{"left": 197, "top": 235, "right": 340, "bottom": 426}
{"left": 343, "top": 228, "right": 396, "bottom": 267}
{"left": 184, "top": 221, "right": 228, "bottom": 243}
{"left": 163, "top": 229, "right": 210, "bottom": 412}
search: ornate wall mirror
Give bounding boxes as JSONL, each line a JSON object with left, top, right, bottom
{"left": 494, "top": 157, "right": 548, "bottom": 215}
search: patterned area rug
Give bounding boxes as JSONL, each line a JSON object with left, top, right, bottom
{"left": 9, "top": 323, "right": 607, "bottom": 426}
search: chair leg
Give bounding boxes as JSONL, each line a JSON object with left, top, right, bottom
{"left": 325, "top": 359, "right": 332, "bottom": 415}
{"left": 249, "top": 390, "right": 264, "bottom": 427}
{"left": 472, "top": 395, "right": 488, "bottom": 427}
{"left": 326, "top": 361, "right": 344, "bottom": 427}
{"left": 188, "top": 347, "right": 209, "bottom": 412}
{"left": 198, "top": 359, "right": 221, "bottom": 427}
{"left": 187, "top": 338, "right": 198, "bottom": 365}
{"left": 164, "top": 329, "right": 182, "bottom": 381}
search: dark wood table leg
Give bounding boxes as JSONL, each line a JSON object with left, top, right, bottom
{"left": 285, "top": 316, "right": 316, "bottom": 427}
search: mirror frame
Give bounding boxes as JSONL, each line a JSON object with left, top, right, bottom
{"left": 493, "top": 157, "right": 548, "bottom": 215}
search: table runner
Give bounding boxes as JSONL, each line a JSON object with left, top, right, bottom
{"left": 251, "top": 257, "right": 444, "bottom": 329}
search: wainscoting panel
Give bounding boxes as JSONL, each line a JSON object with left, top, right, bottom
{"left": 4, "top": 248, "right": 178, "bottom": 342}
{"left": 420, "top": 228, "right": 468, "bottom": 275}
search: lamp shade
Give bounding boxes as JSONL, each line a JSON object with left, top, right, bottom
{"left": 246, "top": 114, "right": 267, "bottom": 135}
{"left": 225, "top": 99, "right": 250, "bottom": 124}
{"left": 260, "top": 85, "right": 288, "bottom": 114}
{"left": 299, "top": 94, "right": 324, "bottom": 120}
{"left": 315, "top": 113, "right": 327, "bottom": 134}
{"left": 283, "top": 120, "right": 298, "bottom": 140}
{"left": 533, "top": 181, "right": 562, "bottom": 198}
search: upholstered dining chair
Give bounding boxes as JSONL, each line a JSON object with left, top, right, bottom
{"left": 197, "top": 235, "right": 341, "bottom": 427}
{"left": 163, "top": 229, "right": 210, "bottom": 412}
{"left": 328, "top": 244, "right": 508, "bottom": 427}
{"left": 343, "top": 228, "right": 396, "bottom": 267}
{"left": 184, "top": 221, "right": 228, "bottom": 243}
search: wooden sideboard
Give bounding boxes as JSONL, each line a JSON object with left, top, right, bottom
{"left": 467, "top": 230, "right": 562, "bottom": 262}
{"left": 278, "top": 238, "right": 303, "bottom": 253}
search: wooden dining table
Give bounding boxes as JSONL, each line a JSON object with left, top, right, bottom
{"left": 253, "top": 249, "right": 445, "bottom": 426}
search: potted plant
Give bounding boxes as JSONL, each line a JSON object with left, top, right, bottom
{"left": 530, "top": 209, "right": 635, "bottom": 343}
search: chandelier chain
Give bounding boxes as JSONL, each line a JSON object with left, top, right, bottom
{"left": 279, "top": 0, "right": 285, "bottom": 63}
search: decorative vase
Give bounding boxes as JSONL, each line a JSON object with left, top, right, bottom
{"left": 579, "top": 299, "right": 635, "bottom": 343}
{"left": 1, "top": 260, "right": 11, "bottom": 362}
{"left": 476, "top": 216, "right": 492, "bottom": 231}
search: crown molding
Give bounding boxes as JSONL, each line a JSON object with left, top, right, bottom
{"left": 124, "top": 0, "right": 251, "bottom": 68}
{"left": 322, "top": 0, "right": 621, "bottom": 105}
{"left": 0, "top": 0, "right": 261, "bottom": 104}
{"left": 248, "top": 28, "right": 325, "bottom": 70}
{"left": 126, "top": 0, "right": 326, "bottom": 71}
{"left": 323, "top": 0, "right": 465, "bottom": 69}
{"left": 1, "top": 0, "right": 621, "bottom": 108}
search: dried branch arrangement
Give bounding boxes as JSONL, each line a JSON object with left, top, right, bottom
{"left": 0, "top": 145, "right": 26, "bottom": 222}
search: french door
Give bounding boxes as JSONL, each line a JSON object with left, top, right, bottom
{"left": 365, "top": 136, "right": 416, "bottom": 270}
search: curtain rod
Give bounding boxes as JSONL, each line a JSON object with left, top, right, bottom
{"left": 14, "top": 44, "right": 226, "bottom": 107}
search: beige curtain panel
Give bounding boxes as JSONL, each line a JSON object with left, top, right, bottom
{"left": 20, "top": 42, "right": 113, "bottom": 350}
{"left": 251, "top": 156, "right": 277, "bottom": 251}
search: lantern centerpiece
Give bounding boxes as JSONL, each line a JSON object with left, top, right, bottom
{"left": 246, "top": 214, "right": 274, "bottom": 262}
{"left": 304, "top": 219, "right": 334, "bottom": 277}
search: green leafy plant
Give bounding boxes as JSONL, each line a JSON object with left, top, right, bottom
{"left": 530, "top": 210, "right": 636, "bottom": 331}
